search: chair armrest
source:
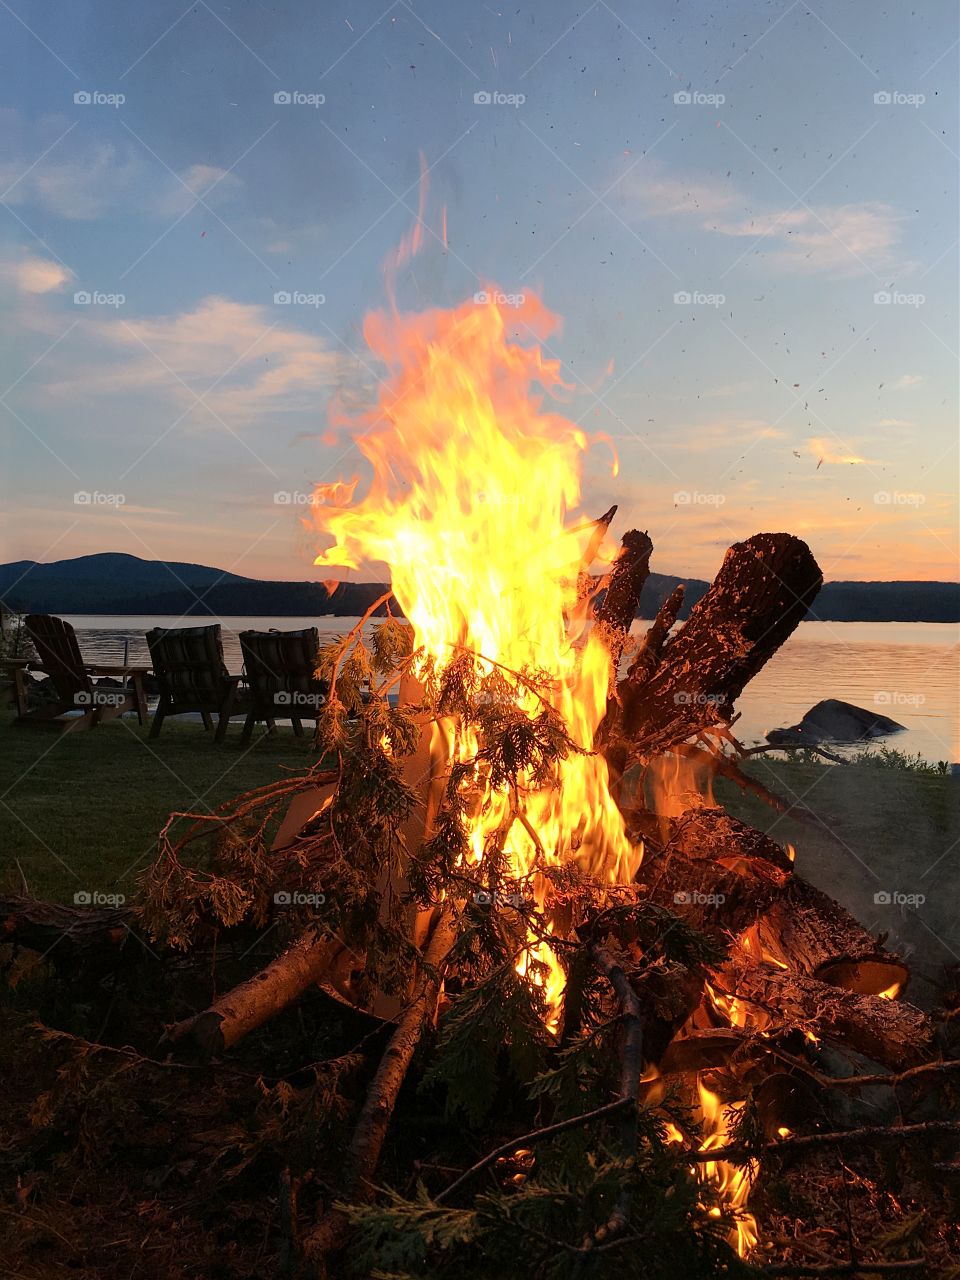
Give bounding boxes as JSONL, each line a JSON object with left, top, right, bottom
{"left": 0, "top": 658, "right": 31, "bottom": 669}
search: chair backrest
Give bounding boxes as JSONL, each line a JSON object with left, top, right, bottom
{"left": 239, "top": 628, "right": 323, "bottom": 704}
{"left": 25, "top": 614, "right": 90, "bottom": 701}
{"left": 146, "top": 624, "right": 229, "bottom": 709}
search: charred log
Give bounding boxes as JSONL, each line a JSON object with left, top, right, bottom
{"left": 716, "top": 955, "right": 932, "bottom": 1071}
{"left": 611, "top": 533, "right": 822, "bottom": 759}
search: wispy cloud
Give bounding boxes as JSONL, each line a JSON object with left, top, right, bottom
{"left": 41, "top": 295, "right": 348, "bottom": 423}
{"left": 806, "top": 436, "right": 880, "bottom": 466}
{"left": 619, "top": 160, "right": 904, "bottom": 274}
{"left": 0, "top": 251, "right": 72, "bottom": 294}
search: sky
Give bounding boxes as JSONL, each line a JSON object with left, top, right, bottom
{"left": 0, "top": 0, "right": 957, "bottom": 585}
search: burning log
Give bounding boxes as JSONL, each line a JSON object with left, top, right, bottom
{"left": 634, "top": 803, "right": 795, "bottom": 874}
{"left": 595, "top": 528, "right": 654, "bottom": 643}
{"left": 716, "top": 954, "right": 932, "bottom": 1071}
{"left": 754, "top": 879, "right": 910, "bottom": 995}
{"left": 610, "top": 533, "right": 822, "bottom": 760}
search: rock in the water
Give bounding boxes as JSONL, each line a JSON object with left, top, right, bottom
{"left": 766, "top": 697, "right": 906, "bottom": 746}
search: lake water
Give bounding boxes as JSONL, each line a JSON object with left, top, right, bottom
{"left": 61, "top": 615, "right": 959, "bottom": 764}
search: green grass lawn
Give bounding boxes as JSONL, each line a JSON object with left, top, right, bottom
{"left": 0, "top": 711, "right": 324, "bottom": 902}
{"left": 717, "top": 756, "right": 960, "bottom": 997}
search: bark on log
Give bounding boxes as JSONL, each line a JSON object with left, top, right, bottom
{"left": 1, "top": 894, "right": 141, "bottom": 967}
{"left": 303, "top": 907, "right": 458, "bottom": 1274}
{"left": 633, "top": 804, "right": 795, "bottom": 875}
{"left": 163, "top": 930, "right": 360, "bottom": 1061}
{"left": 755, "top": 879, "right": 910, "bottom": 995}
{"left": 715, "top": 956, "right": 932, "bottom": 1071}
{"left": 612, "top": 533, "right": 822, "bottom": 758}
{"left": 627, "top": 583, "right": 685, "bottom": 684}
{"left": 594, "top": 529, "right": 654, "bottom": 669}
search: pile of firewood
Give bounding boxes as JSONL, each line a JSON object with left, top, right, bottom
{"left": 3, "top": 524, "right": 958, "bottom": 1278}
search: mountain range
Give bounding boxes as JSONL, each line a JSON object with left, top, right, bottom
{"left": 1, "top": 553, "right": 958, "bottom": 623}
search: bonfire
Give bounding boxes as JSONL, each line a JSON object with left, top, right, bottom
{"left": 6, "top": 290, "right": 958, "bottom": 1279}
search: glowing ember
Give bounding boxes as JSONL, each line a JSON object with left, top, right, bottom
{"left": 310, "top": 290, "right": 639, "bottom": 1020}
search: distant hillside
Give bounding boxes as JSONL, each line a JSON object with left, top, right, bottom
{"left": 1, "top": 554, "right": 957, "bottom": 622}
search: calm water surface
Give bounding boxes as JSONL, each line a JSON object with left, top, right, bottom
{"left": 63, "top": 615, "right": 959, "bottom": 763}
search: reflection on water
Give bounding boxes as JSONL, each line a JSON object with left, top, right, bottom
{"left": 62, "top": 615, "right": 959, "bottom": 764}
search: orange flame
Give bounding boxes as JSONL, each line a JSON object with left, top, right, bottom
{"left": 310, "top": 290, "right": 639, "bottom": 1021}
{"left": 697, "top": 1078, "right": 759, "bottom": 1258}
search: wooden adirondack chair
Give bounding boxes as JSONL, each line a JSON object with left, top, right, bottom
{"left": 146, "top": 624, "right": 247, "bottom": 742}
{"left": 11, "top": 614, "right": 148, "bottom": 731}
{"left": 238, "top": 627, "right": 327, "bottom": 741}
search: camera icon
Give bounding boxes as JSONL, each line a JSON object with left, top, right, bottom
{"left": 874, "top": 291, "right": 892, "bottom": 305}
{"left": 673, "top": 290, "right": 691, "bottom": 304}
{"left": 673, "top": 491, "right": 692, "bottom": 505}
{"left": 473, "top": 90, "right": 492, "bottom": 105}
{"left": 274, "top": 891, "right": 292, "bottom": 905}
{"left": 274, "top": 691, "right": 292, "bottom": 705}
{"left": 74, "top": 491, "right": 92, "bottom": 504}
{"left": 673, "top": 90, "right": 692, "bottom": 104}
{"left": 74, "top": 890, "right": 92, "bottom": 904}
{"left": 273, "top": 290, "right": 291, "bottom": 304}
{"left": 473, "top": 290, "right": 490, "bottom": 304}
{"left": 274, "top": 491, "right": 292, "bottom": 504}
{"left": 874, "top": 891, "right": 892, "bottom": 905}
{"left": 73, "top": 91, "right": 91, "bottom": 105}
{"left": 874, "top": 691, "right": 892, "bottom": 704}
{"left": 74, "top": 291, "right": 91, "bottom": 305}
{"left": 274, "top": 91, "right": 292, "bottom": 104}
{"left": 673, "top": 891, "right": 691, "bottom": 904}
{"left": 874, "top": 91, "right": 892, "bottom": 105}
{"left": 473, "top": 890, "right": 494, "bottom": 905}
